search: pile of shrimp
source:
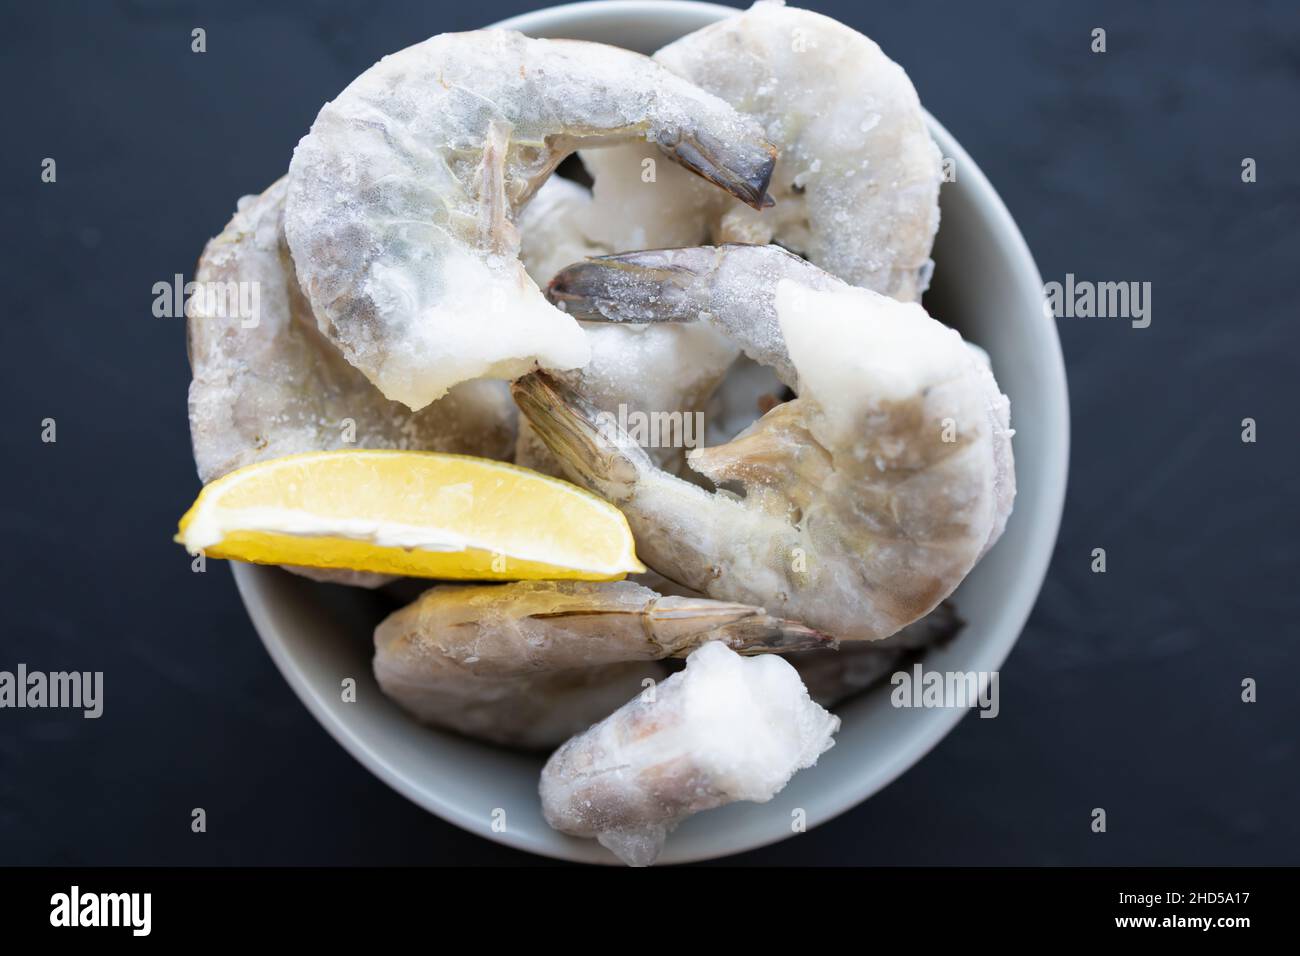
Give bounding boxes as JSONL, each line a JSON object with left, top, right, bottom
{"left": 185, "top": 2, "right": 1013, "bottom": 865}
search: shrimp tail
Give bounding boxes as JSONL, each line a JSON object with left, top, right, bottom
{"left": 656, "top": 127, "right": 776, "bottom": 210}
{"left": 648, "top": 595, "right": 836, "bottom": 655}
{"left": 546, "top": 247, "right": 722, "bottom": 322}
{"left": 547, "top": 244, "right": 827, "bottom": 324}
{"left": 547, "top": 244, "right": 832, "bottom": 387}
{"left": 511, "top": 371, "right": 649, "bottom": 502}
{"left": 711, "top": 614, "right": 838, "bottom": 654}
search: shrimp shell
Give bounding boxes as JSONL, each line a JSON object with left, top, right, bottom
{"left": 517, "top": 244, "right": 1015, "bottom": 642}
{"left": 373, "top": 579, "right": 832, "bottom": 749}
{"left": 284, "top": 29, "right": 777, "bottom": 410}
{"left": 186, "top": 179, "right": 517, "bottom": 587}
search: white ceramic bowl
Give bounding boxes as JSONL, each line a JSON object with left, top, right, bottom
{"left": 232, "top": 0, "right": 1069, "bottom": 864}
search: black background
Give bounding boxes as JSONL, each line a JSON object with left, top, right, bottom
{"left": 1, "top": 0, "right": 1296, "bottom": 865}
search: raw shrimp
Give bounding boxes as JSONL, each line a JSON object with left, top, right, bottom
{"left": 567, "top": 1, "right": 943, "bottom": 301}
{"left": 187, "top": 179, "right": 517, "bottom": 482}
{"left": 373, "top": 579, "right": 831, "bottom": 749}
{"left": 514, "top": 0, "right": 945, "bottom": 474}
{"left": 515, "top": 177, "right": 740, "bottom": 477}
{"left": 540, "top": 640, "right": 839, "bottom": 866}
{"left": 186, "top": 179, "right": 517, "bottom": 586}
{"left": 284, "top": 29, "right": 777, "bottom": 411}
{"left": 515, "top": 243, "right": 1015, "bottom": 642}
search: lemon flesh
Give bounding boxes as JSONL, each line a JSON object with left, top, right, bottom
{"left": 175, "top": 450, "right": 645, "bottom": 581}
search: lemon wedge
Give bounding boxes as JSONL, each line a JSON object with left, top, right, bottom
{"left": 175, "top": 450, "right": 645, "bottom": 581}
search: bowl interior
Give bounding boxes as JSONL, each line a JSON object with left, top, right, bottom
{"left": 232, "top": 0, "right": 1069, "bottom": 865}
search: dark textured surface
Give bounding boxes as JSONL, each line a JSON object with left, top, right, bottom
{"left": 1, "top": 0, "right": 1297, "bottom": 866}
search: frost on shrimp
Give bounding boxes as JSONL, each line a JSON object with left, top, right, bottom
{"left": 373, "top": 579, "right": 831, "bottom": 750}
{"left": 285, "top": 29, "right": 776, "bottom": 410}
{"left": 187, "top": 180, "right": 517, "bottom": 482}
{"left": 515, "top": 177, "right": 740, "bottom": 477}
{"left": 186, "top": 179, "right": 517, "bottom": 586}
{"left": 540, "top": 640, "right": 839, "bottom": 866}
{"left": 517, "top": 244, "right": 1015, "bottom": 642}
{"left": 566, "top": 2, "right": 942, "bottom": 301}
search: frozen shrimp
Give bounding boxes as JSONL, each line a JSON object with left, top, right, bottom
{"left": 540, "top": 640, "right": 839, "bottom": 866}
{"left": 284, "top": 29, "right": 776, "bottom": 410}
{"left": 187, "top": 179, "right": 516, "bottom": 482}
{"left": 516, "top": 243, "right": 1015, "bottom": 642}
{"left": 514, "top": 0, "right": 944, "bottom": 478}
{"left": 373, "top": 579, "right": 831, "bottom": 750}
{"left": 563, "top": 2, "right": 942, "bottom": 301}
{"left": 186, "top": 179, "right": 517, "bottom": 586}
